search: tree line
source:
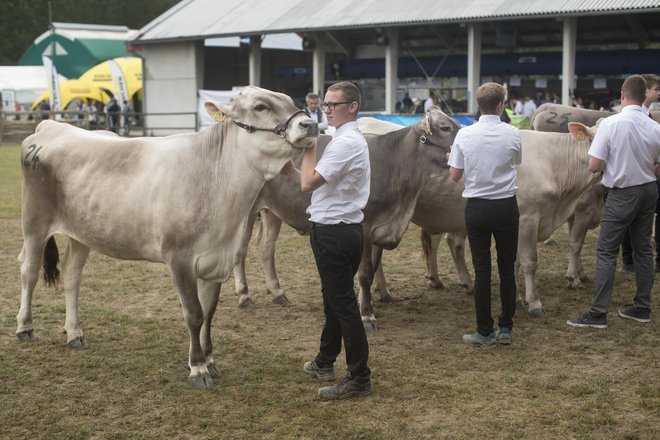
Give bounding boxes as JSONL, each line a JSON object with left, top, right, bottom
{"left": 0, "top": 0, "right": 181, "bottom": 65}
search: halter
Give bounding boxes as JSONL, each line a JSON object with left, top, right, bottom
{"left": 232, "top": 110, "right": 308, "bottom": 145}
{"left": 416, "top": 112, "right": 452, "bottom": 169}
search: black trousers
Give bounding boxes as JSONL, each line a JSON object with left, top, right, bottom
{"left": 465, "top": 196, "right": 519, "bottom": 336}
{"left": 310, "top": 222, "right": 370, "bottom": 378}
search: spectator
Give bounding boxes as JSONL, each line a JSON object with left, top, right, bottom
{"left": 122, "top": 100, "right": 133, "bottom": 136}
{"left": 522, "top": 97, "right": 537, "bottom": 117}
{"left": 303, "top": 93, "right": 328, "bottom": 134}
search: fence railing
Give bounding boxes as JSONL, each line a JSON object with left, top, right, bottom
{"left": 0, "top": 110, "right": 198, "bottom": 143}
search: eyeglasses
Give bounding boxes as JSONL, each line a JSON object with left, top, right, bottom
{"left": 320, "top": 101, "right": 353, "bottom": 111}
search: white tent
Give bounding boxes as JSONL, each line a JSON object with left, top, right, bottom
{"left": 0, "top": 66, "right": 66, "bottom": 110}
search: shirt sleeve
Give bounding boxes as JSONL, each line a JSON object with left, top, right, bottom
{"left": 447, "top": 131, "right": 465, "bottom": 169}
{"left": 513, "top": 130, "right": 522, "bottom": 165}
{"left": 588, "top": 122, "right": 609, "bottom": 161}
{"left": 315, "top": 138, "right": 353, "bottom": 186}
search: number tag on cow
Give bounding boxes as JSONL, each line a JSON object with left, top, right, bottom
{"left": 213, "top": 111, "right": 226, "bottom": 122}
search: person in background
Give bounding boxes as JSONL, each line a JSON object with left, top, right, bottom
{"left": 106, "top": 99, "right": 120, "bottom": 133}
{"left": 281, "top": 81, "right": 373, "bottom": 400}
{"left": 522, "top": 96, "right": 536, "bottom": 118}
{"left": 122, "top": 99, "right": 133, "bottom": 136}
{"left": 619, "top": 73, "right": 659, "bottom": 274}
{"left": 448, "top": 82, "right": 522, "bottom": 346}
{"left": 303, "top": 93, "right": 328, "bottom": 135}
{"left": 424, "top": 91, "right": 438, "bottom": 112}
{"left": 567, "top": 75, "right": 660, "bottom": 329}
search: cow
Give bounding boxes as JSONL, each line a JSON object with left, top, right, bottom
{"left": 16, "top": 86, "right": 318, "bottom": 388}
{"left": 231, "top": 108, "right": 460, "bottom": 330}
{"left": 408, "top": 123, "right": 602, "bottom": 317}
{"left": 531, "top": 103, "right": 660, "bottom": 132}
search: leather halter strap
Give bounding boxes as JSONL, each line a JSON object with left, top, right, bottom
{"left": 232, "top": 110, "right": 307, "bottom": 144}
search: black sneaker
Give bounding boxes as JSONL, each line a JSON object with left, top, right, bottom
{"left": 618, "top": 306, "right": 651, "bottom": 323}
{"left": 566, "top": 312, "right": 607, "bottom": 329}
{"left": 318, "top": 374, "right": 373, "bottom": 401}
{"left": 303, "top": 361, "right": 335, "bottom": 382}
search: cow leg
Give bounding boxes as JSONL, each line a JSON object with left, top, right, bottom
{"left": 446, "top": 232, "right": 474, "bottom": 294}
{"left": 233, "top": 211, "right": 256, "bottom": 308}
{"left": 197, "top": 279, "right": 222, "bottom": 379}
{"left": 372, "top": 251, "right": 391, "bottom": 302}
{"left": 257, "top": 209, "right": 287, "bottom": 305}
{"left": 169, "top": 261, "right": 212, "bottom": 388}
{"left": 357, "top": 237, "right": 378, "bottom": 332}
{"left": 517, "top": 218, "right": 545, "bottom": 317}
{"left": 565, "top": 218, "right": 588, "bottom": 289}
{"left": 421, "top": 230, "right": 444, "bottom": 289}
{"left": 16, "top": 237, "right": 47, "bottom": 341}
{"left": 61, "top": 238, "right": 90, "bottom": 349}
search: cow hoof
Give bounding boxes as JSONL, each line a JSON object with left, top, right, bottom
{"left": 16, "top": 330, "right": 35, "bottom": 342}
{"left": 207, "top": 363, "right": 222, "bottom": 379}
{"left": 528, "top": 308, "right": 546, "bottom": 318}
{"left": 238, "top": 295, "right": 255, "bottom": 308}
{"left": 189, "top": 373, "right": 214, "bottom": 389}
{"left": 426, "top": 278, "right": 444, "bottom": 289}
{"left": 67, "top": 337, "right": 87, "bottom": 349}
{"left": 379, "top": 292, "right": 394, "bottom": 302}
{"left": 272, "top": 294, "right": 289, "bottom": 305}
{"left": 362, "top": 317, "right": 378, "bottom": 332}
{"left": 565, "top": 278, "right": 583, "bottom": 289}
{"left": 465, "top": 286, "right": 474, "bottom": 295}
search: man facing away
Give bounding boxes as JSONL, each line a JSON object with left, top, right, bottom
{"left": 281, "top": 81, "right": 372, "bottom": 400}
{"left": 448, "top": 82, "right": 522, "bottom": 346}
{"left": 567, "top": 75, "right": 660, "bottom": 328}
{"left": 303, "top": 92, "right": 329, "bottom": 134}
{"left": 619, "top": 73, "right": 660, "bottom": 274}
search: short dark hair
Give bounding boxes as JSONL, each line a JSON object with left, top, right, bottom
{"left": 305, "top": 93, "right": 319, "bottom": 102}
{"left": 476, "top": 82, "right": 506, "bottom": 114}
{"left": 621, "top": 75, "right": 647, "bottom": 103}
{"left": 327, "top": 81, "right": 361, "bottom": 111}
{"left": 640, "top": 73, "right": 659, "bottom": 89}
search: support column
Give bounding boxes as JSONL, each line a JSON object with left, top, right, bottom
{"left": 249, "top": 35, "right": 262, "bottom": 86}
{"left": 562, "top": 17, "right": 577, "bottom": 106}
{"left": 385, "top": 27, "right": 399, "bottom": 114}
{"left": 312, "top": 32, "right": 326, "bottom": 96}
{"left": 467, "top": 23, "right": 482, "bottom": 114}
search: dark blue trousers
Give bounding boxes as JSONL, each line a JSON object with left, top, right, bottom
{"left": 310, "top": 222, "right": 370, "bottom": 379}
{"left": 465, "top": 196, "right": 519, "bottom": 336}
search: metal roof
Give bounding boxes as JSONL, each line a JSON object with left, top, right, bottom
{"left": 133, "top": 0, "right": 660, "bottom": 43}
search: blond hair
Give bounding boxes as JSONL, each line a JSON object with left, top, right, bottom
{"left": 477, "top": 82, "right": 506, "bottom": 114}
{"left": 327, "top": 81, "right": 361, "bottom": 111}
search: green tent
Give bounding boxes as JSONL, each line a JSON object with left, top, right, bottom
{"left": 19, "top": 22, "right": 138, "bottom": 79}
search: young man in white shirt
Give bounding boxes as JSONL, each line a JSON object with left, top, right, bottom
{"left": 568, "top": 75, "right": 660, "bottom": 328}
{"left": 448, "top": 82, "right": 522, "bottom": 346}
{"left": 281, "top": 81, "right": 372, "bottom": 400}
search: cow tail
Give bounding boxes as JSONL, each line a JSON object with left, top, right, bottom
{"left": 43, "top": 236, "right": 61, "bottom": 287}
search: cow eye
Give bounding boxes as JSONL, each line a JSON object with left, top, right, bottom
{"left": 254, "top": 104, "right": 268, "bottom": 111}
{"left": 439, "top": 126, "right": 452, "bottom": 132}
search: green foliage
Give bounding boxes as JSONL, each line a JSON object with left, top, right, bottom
{"left": 0, "top": 0, "right": 181, "bottom": 65}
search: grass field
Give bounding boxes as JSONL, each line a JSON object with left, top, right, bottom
{"left": 0, "top": 142, "right": 658, "bottom": 439}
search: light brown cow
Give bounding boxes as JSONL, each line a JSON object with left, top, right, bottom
{"left": 16, "top": 86, "right": 317, "bottom": 388}
{"left": 532, "top": 103, "right": 660, "bottom": 132}
{"left": 231, "top": 108, "right": 460, "bottom": 330}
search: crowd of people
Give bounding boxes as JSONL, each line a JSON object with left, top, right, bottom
{"left": 35, "top": 97, "right": 135, "bottom": 136}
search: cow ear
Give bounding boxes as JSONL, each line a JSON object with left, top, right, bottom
{"left": 420, "top": 114, "right": 431, "bottom": 134}
{"left": 205, "top": 100, "right": 233, "bottom": 122}
{"left": 568, "top": 122, "right": 592, "bottom": 142}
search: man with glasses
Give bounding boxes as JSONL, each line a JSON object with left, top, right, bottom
{"left": 281, "top": 81, "right": 372, "bottom": 400}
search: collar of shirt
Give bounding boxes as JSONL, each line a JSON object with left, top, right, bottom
{"left": 621, "top": 105, "right": 644, "bottom": 114}
{"left": 477, "top": 114, "right": 502, "bottom": 123}
{"left": 332, "top": 120, "right": 359, "bottom": 138}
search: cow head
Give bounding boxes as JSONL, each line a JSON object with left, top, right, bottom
{"left": 417, "top": 106, "right": 461, "bottom": 173}
{"left": 205, "top": 86, "right": 318, "bottom": 179}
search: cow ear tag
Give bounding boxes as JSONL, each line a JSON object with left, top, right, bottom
{"left": 213, "top": 111, "right": 226, "bottom": 122}
{"left": 576, "top": 129, "right": 586, "bottom": 141}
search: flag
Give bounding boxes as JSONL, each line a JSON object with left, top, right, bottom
{"left": 108, "top": 59, "right": 129, "bottom": 106}
{"left": 42, "top": 55, "right": 61, "bottom": 114}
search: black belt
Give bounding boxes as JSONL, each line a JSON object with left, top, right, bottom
{"left": 310, "top": 221, "right": 360, "bottom": 229}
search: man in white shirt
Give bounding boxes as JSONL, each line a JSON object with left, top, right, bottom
{"left": 568, "top": 75, "right": 660, "bottom": 328}
{"left": 522, "top": 97, "right": 537, "bottom": 117}
{"left": 281, "top": 81, "right": 372, "bottom": 400}
{"left": 448, "top": 82, "right": 522, "bottom": 346}
{"left": 303, "top": 93, "right": 329, "bottom": 134}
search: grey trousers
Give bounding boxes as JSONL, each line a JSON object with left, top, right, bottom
{"left": 590, "top": 181, "right": 657, "bottom": 315}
